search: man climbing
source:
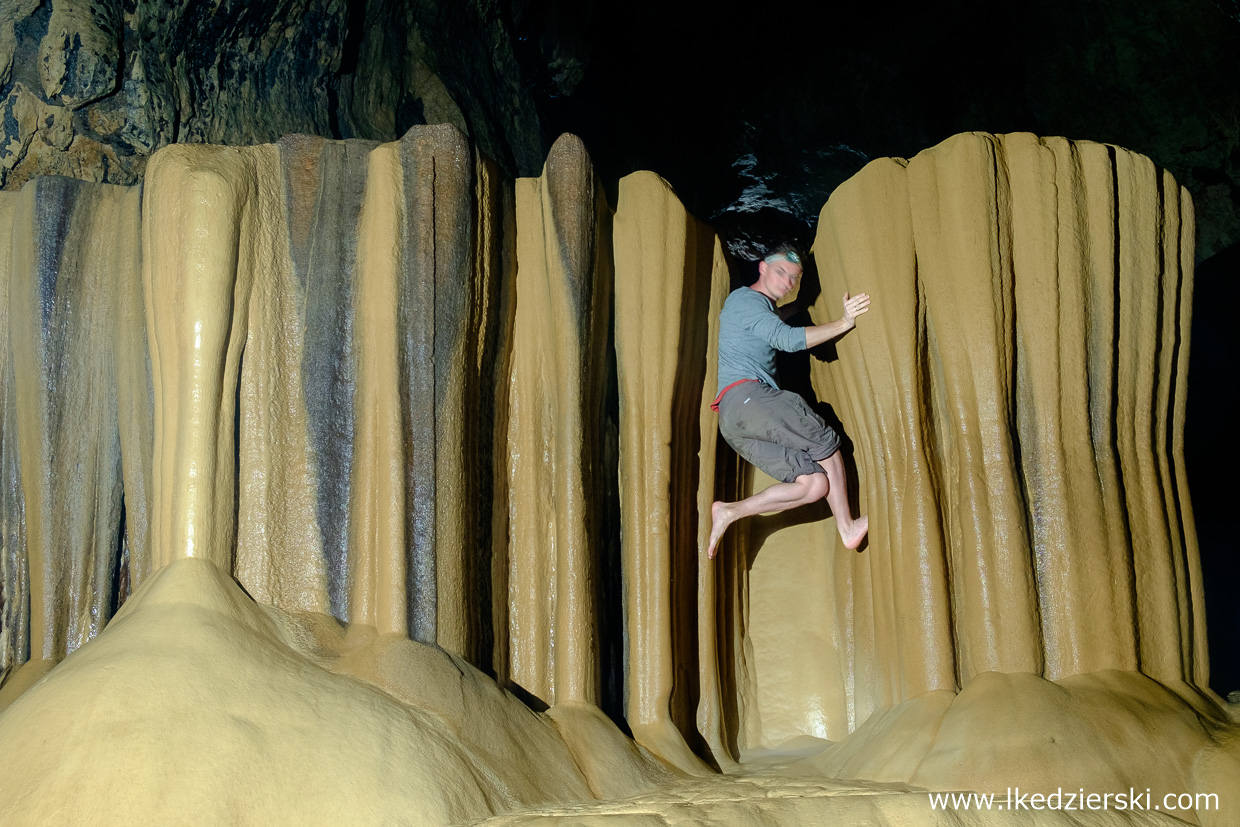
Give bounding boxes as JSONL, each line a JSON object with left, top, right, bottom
{"left": 707, "top": 246, "right": 870, "bottom": 558}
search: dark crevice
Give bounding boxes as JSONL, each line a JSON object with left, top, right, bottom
{"left": 111, "top": 500, "right": 128, "bottom": 616}
{"left": 232, "top": 339, "right": 245, "bottom": 574}
{"left": 598, "top": 309, "right": 627, "bottom": 733}
{"left": 1107, "top": 145, "right": 1142, "bottom": 673}
{"left": 1186, "top": 240, "right": 1240, "bottom": 695}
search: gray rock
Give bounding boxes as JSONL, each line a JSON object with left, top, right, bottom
{"left": 38, "top": 0, "right": 121, "bottom": 108}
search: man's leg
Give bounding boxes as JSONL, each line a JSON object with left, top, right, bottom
{"left": 818, "top": 450, "right": 868, "bottom": 550}
{"left": 707, "top": 451, "right": 869, "bottom": 558}
{"left": 707, "top": 472, "right": 828, "bottom": 558}
{"left": 710, "top": 384, "right": 866, "bottom": 557}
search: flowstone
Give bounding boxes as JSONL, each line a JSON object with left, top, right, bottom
{"left": 0, "top": 129, "right": 1236, "bottom": 826}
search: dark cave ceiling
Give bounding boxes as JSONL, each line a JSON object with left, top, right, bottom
{"left": 3, "top": 0, "right": 1237, "bottom": 260}
{"left": 538, "top": 0, "right": 1240, "bottom": 262}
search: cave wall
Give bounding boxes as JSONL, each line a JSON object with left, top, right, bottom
{"left": 0, "top": 0, "right": 563, "bottom": 193}
{"left": 0, "top": 128, "right": 1233, "bottom": 827}
{"left": 738, "top": 131, "right": 1203, "bottom": 746}
{"left": 0, "top": 128, "right": 1216, "bottom": 724}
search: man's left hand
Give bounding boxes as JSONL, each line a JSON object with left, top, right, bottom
{"left": 843, "top": 292, "right": 871, "bottom": 326}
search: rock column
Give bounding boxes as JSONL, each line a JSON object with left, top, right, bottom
{"left": 505, "top": 134, "right": 610, "bottom": 706}
{"left": 613, "top": 171, "right": 725, "bottom": 771}
{"left": 774, "top": 132, "right": 1206, "bottom": 742}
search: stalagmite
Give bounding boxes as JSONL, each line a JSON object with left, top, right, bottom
{"left": 0, "top": 556, "right": 605, "bottom": 825}
{"left": 144, "top": 145, "right": 262, "bottom": 574}
{"left": 505, "top": 133, "right": 611, "bottom": 707}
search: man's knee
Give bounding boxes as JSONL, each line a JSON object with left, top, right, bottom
{"left": 797, "top": 472, "right": 828, "bottom": 501}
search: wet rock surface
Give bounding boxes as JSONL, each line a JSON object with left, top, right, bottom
{"left": 0, "top": 127, "right": 1237, "bottom": 825}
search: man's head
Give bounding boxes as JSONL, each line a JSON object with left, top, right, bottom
{"left": 754, "top": 246, "right": 803, "bottom": 302}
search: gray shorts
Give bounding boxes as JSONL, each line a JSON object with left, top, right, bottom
{"left": 717, "top": 381, "right": 841, "bottom": 483}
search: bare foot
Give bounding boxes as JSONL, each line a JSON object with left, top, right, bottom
{"left": 707, "top": 501, "right": 730, "bottom": 559}
{"left": 838, "top": 515, "right": 868, "bottom": 550}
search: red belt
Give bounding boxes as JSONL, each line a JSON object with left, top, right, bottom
{"left": 710, "top": 378, "right": 757, "bottom": 412}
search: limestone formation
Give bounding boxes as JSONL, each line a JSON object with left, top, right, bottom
{"left": 0, "top": 189, "right": 21, "bottom": 679}
{"left": 805, "top": 671, "right": 1227, "bottom": 805}
{"left": 795, "top": 133, "right": 1203, "bottom": 731}
{"left": 504, "top": 133, "right": 611, "bottom": 707}
{"left": 0, "top": 557, "right": 607, "bottom": 825}
{"left": 142, "top": 126, "right": 512, "bottom": 659}
{"left": 0, "top": 1, "right": 39, "bottom": 89}
{"left": 2, "top": 177, "right": 141, "bottom": 668}
{"left": 39, "top": 0, "right": 120, "bottom": 109}
{"left": 0, "top": 125, "right": 674, "bottom": 822}
{"left": 0, "top": 0, "right": 560, "bottom": 192}
{"left": 612, "top": 170, "right": 732, "bottom": 772}
{"left": 0, "top": 129, "right": 1237, "bottom": 826}
{"left": 1, "top": 124, "right": 516, "bottom": 677}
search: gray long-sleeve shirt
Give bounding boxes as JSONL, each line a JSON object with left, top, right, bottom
{"left": 716, "top": 287, "right": 808, "bottom": 395}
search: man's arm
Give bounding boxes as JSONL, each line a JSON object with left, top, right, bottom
{"left": 804, "top": 292, "right": 871, "bottom": 349}
{"left": 746, "top": 294, "right": 811, "bottom": 352}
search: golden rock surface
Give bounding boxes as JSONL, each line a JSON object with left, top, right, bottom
{"left": 613, "top": 170, "right": 728, "bottom": 774}
{"left": 504, "top": 133, "right": 611, "bottom": 708}
{"left": 0, "top": 129, "right": 1237, "bottom": 825}
{"left": 0, "top": 557, "right": 616, "bottom": 825}
{"left": 737, "top": 134, "right": 1204, "bottom": 740}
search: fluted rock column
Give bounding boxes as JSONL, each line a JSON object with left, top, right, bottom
{"left": 814, "top": 154, "right": 956, "bottom": 735}
{"left": 0, "top": 192, "right": 23, "bottom": 677}
{"left": 145, "top": 140, "right": 326, "bottom": 604}
{"left": 139, "top": 126, "right": 504, "bottom": 657}
{"left": 7, "top": 178, "right": 140, "bottom": 660}
{"left": 277, "top": 134, "right": 375, "bottom": 623}
{"left": 789, "top": 131, "right": 1204, "bottom": 741}
{"left": 505, "top": 134, "right": 610, "bottom": 706}
{"left": 349, "top": 124, "right": 502, "bottom": 652}
{"left": 144, "top": 146, "right": 259, "bottom": 573}
{"left": 613, "top": 171, "right": 723, "bottom": 771}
